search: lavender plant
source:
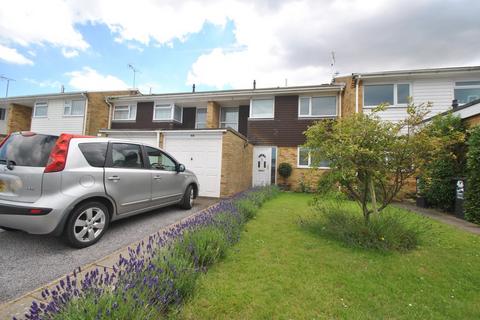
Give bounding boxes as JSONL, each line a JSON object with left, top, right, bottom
{"left": 19, "top": 186, "right": 279, "bottom": 320}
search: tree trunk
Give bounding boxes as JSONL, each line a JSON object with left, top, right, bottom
{"left": 369, "top": 177, "right": 378, "bottom": 215}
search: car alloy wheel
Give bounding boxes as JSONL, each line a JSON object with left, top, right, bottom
{"left": 73, "top": 207, "right": 106, "bottom": 243}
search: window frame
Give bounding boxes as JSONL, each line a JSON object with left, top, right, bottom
{"left": 249, "top": 97, "right": 275, "bottom": 119}
{"left": 195, "top": 107, "right": 207, "bottom": 128}
{"left": 298, "top": 96, "right": 338, "bottom": 118}
{"left": 219, "top": 106, "right": 239, "bottom": 131}
{"left": 63, "top": 99, "right": 85, "bottom": 117}
{"left": 33, "top": 101, "right": 48, "bottom": 118}
{"left": 112, "top": 103, "right": 137, "bottom": 121}
{"left": 144, "top": 145, "right": 178, "bottom": 171}
{"left": 297, "top": 146, "right": 330, "bottom": 169}
{"left": 152, "top": 102, "right": 182, "bottom": 123}
{"left": 105, "top": 142, "right": 146, "bottom": 169}
{"left": 363, "top": 83, "right": 411, "bottom": 108}
{"left": 454, "top": 80, "right": 480, "bottom": 105}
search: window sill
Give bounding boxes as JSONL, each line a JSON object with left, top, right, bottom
{"left": 248, "top": 117, "right": 274, "bottom": 120}
{"left": 152, "top": 119, "right": 182, "bottom": 123}
{"left": 112, "top": 119, "right": 136, "bottom": 122}
{"left": 297, "top": 165, "right": 330, "bottom": 169}
{"left": 298, "top": 115, "right": 337, "bottom": 119}
{"left": 63, "top": 115, "right": 84, "bottom": 118}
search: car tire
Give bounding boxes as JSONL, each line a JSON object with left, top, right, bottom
{"left": 64, "top": 202, "right": 110, "bottom": 248}
{"left": 179, "top": 185, "right": 195, "bottom": 210}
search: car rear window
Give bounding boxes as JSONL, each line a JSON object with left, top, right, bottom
{"left": 0, "top": 133, "right": 58, "bottom": 167}
{"left": 79, "top": 143, "right": 108, "bottom": 167}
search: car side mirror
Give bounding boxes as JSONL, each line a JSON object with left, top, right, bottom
{"left": 177, "top": 163, "right": 186, "bottom": 172}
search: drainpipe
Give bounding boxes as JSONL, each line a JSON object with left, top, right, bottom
{"left": 355, "top": 75, "right": 361, "bottom": 113}
{"left": 338, "top": 88, "right": 342, "bottom": 118}
{"left": 81, "top": 92, "right": 88, "bottom": 134}
{"left": 105, "top": 97, "right": 113, "bottom": 130}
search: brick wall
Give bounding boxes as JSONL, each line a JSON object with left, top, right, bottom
{"left": 85, "top": 90, "right": 138, "bottom": 136}
{"left": 277, "top": 147, "right": 327, "bottom": 191}
{"left": 335, "top": 76, "right": 362, "bottom": 117}
{"left": 206, "top": 101, "right": 220, "bottom": 128}
{"left": 7, "top": 103, "right": 32, "bottom": 133}
{"left": 220, "top": 130, "right": 253, "bottom": 197}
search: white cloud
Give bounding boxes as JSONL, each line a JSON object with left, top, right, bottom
{"left": 61, "top": 48, "right": 79, "bottom": 58}
{"left": 0, "top": 44, "right": 33, "bottom": 65}
{"left": 66, "top": 67, "right": 129, "bottom": 91}
{"left": 24, "top": 78, "right": 61, "bottom": 88}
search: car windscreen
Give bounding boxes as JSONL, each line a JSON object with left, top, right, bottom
{"left": 0, "top": 133, "right": 58, "bottom": 167}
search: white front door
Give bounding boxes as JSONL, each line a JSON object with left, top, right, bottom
{"left": 253, "top": 146, "right": 275, "bottom": 187}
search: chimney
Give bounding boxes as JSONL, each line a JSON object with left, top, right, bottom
{"left": 192, "top": 84, "right": 195, "bottom": 93}
{"left": 253, "top": 80, "right": 256, "bottom": 90}
{"left": 60, "top": 85, "right": 65, "bottom": 93}
{"left": 452, "top": 99, "right": 459, "bottom": 109}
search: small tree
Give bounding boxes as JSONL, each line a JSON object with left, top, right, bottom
{"left": 304, "top": 102, "right": 433, "bottom": 222}
{"left": 277, "top": 162, "right": 292, "bottom": 188}
{"left": 465, "top": 126, "right": 480, "bottom": 223}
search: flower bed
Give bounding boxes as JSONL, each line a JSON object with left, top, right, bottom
{"left": 20, "top": 186, "right": 279, "bottom": 320}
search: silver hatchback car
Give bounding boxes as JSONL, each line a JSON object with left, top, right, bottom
{"left": 0, "top": 132, "right": 199, "bottom": 248}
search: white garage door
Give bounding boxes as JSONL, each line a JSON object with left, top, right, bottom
{"left": 105, "top": 132, "right": 159, "bottom": 147}
{"left": 163, "top": 131, "right": 222, "bottom": 198}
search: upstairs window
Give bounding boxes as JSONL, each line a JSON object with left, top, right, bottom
{"left": 0, "top": 108, "right": 6, "bottom": 121}
{"left": 196, "top": 108, "right": 207, "bottom": 128}
{"left": 364, "top": 83, "right": 410, "bottom": 107}
{"left": 299, "top": 96, "right": 337, "bottom": 117}
{"left": 33, "top": 102, "right": 48, "bottom": 117}
{"left": 153, "top": 103, "right": 182, "bottom": 122}
{"left": 64, "top": 100, "right": 85, "bottom": 116}
{"left": 220, "top": 107, "right": 239, "bottom": 131}
{"left": 454, "top": 81, "right": 480, "bottom": 104}
{"left": 250, "top": 98, "right": 274, "bottom": 119}
{"left": 113, "top": 104, "right": 136, "bottom": 121}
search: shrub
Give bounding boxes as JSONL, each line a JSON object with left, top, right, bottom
{"left": 277, "top": 162, "right": 292, "bottom": 180}
{"left": 305, "top": 199, "right": 425, "bottom": 252}
{"left": 419, "top": 113, "right": 466, "bottom": 211}
{"left": 465, "top": 126, "right": 480, "bottom": 223}
{"left": 172, "top": 226, "right": 229, "bottom": 268}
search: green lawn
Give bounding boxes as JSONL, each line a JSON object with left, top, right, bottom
{"left": 175, "top": 193, "right": 480, "bottom": 319}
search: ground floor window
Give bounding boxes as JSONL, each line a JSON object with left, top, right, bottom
{"left": 0, "top": 108, "right": 5, "bottom": 120}
{"left": 297, "top": 147, "right": 330, "bottom": 168}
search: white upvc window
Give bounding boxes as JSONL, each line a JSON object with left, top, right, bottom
{"left": 250, "top": 98, "right": 274, "bottom": 119}
{"left": 153, "top": 103, "right": 182, "bottom": 122}
{"left": 196, "top": 108, "right": 207, "bottom": 128}
{"left": 297, "top": 147, "right": 330, "bottom": 169}
{"left": 64, "top": 100, "right": 85, "bottom": 116}
{"left": 299, "top": 96, "right": 337, "bottom": 117}
{"left": 454, "top": 81, "right": 480, "bottom": 105}
{"left": 113, "top": 104, "right": 137, "bottom": 121}
{"left": 220, "top": 107, "right": 239, "bottom": 131}
{"left": 364, "top": 83, "right": 410, "bottom": 107}
{"left": 33, "top": 101, "right": 48, "bottom": 118}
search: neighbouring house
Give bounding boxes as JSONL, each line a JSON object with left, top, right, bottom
{"left": 100, "top": 84, "right": 346, "bottom": 197}
{"left": 0, "top": 90, "right": 138, "bottom": 137}
{"left": 335, "top": 65, "right": 480, "bottom": 122}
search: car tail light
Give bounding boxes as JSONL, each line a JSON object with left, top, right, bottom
{"left": 44, "top": 133, "right": 92, "bottom": 173}
{"left": 29, "top": 209, "right": 42, "bottom": 214}
{"left": 0, "top": 134, "right": 11, "bottom": 148}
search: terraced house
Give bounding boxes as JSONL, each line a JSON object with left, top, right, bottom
{"left": 101, "top": 84, "right": 346, "bottom": 197}
{"left": 0, "top": 90, "right": 138, "bottom": 137}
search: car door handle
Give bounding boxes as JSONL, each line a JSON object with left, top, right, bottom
{"left": 107, "top": 176, "right": 120, "bottom": 181}
{"left": 153, "top": 175, "right": 162, "bottom": 180}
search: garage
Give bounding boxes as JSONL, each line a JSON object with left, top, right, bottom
{"left": 163, "top": 131, "right": 223, "bottom": 198}
{"left": 100, "top": 129, "right": 252, "bottom": 198}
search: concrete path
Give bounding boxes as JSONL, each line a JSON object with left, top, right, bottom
{"left": 394, "top": 201, "right": 480, "bottom": 235}
{"left": 0, "top": 198, "right": 216, "bottom": 307}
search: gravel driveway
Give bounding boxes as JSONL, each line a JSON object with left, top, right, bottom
{"left": 0, "top": 198, "right": 216, "bottom": 303}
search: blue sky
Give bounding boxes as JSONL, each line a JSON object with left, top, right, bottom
{"left": 1, "top": 0, "right": 479, "bottom": 97}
